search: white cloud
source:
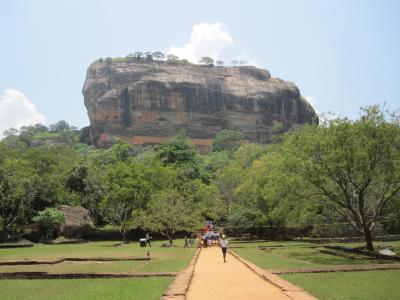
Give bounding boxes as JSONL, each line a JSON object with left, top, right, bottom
{"left": 169, "top": 23, "right": 234, "bottom": 63}
{"left": 0, "top": 88, "right": 46, "bottom": 138}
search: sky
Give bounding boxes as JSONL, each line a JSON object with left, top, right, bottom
{"left": 0, "top": 0, "right": 399, "bottom": 135}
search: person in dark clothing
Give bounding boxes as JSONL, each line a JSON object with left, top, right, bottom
{"left": 145, "top": 233, "right": 152, "bottom": 247}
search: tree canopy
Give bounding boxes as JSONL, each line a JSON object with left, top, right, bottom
{"left": 1, "top": 106, "right": 400, "bottom": 249}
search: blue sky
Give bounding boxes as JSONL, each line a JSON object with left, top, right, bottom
{"left": 0, "top": 0, "right": 399, "bottom": 133}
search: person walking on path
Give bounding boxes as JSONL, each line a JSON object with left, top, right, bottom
{"left": 145, "top": 232, "right": 152, "bottom": 247}
{"left": 219, "top": 235, "right": 228, "bottom": 262}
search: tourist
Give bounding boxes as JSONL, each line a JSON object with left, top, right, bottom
{"left": 220, "top": 235, "right": 228, "bottom": 263}
{"left": 184, "top": 235, "right": 189, "bottom": 248}
{"left": 145, "top": 232, "right": 152, "bottom": 247}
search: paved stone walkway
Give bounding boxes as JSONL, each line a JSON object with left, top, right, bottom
{"left": 186, "top": 247, "right": 290, "bottom": 300}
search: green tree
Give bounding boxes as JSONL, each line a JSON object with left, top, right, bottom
{"left": 126, "top": 53, "right": 135, "bottom": 62}
{"left": 65, "top": 164, "right": 88, "bottom": 193}
{"left": 154, "top": 133, "right": 200, "bottom": 180}
{"left": 215, "top": 163, "right": 244, "bottom": 213}
{"left": 180, "top": 179, "right": 224, "bottom": 222}
{"left": 80, "top": 166, "right": 105, "bottom": 225}
{"left": 231, "top": 60, "right": 238, "bottom": 66}
{"left": 152, "top": 51, "right": 165, "bottom": 61}
{"left": 102, "top": 159, "right": 174, "bottom": 242}
{"left": 32, "top": 208, "right": 65, "bottom": 241}
{"left": 166, "top": 54, "right": 179, "bottom": 63}
{"left": 212, "top": 130, "right": 244, "bottom": 153}
{"left": 199, "top": 57, "right": 214, "bottom": 65}
{"left": 3, "top": 128, "right": 19, "bottom": 137}
{"left": 133, "top": 52, "right": 143, "bottom": 60}
{"left": 0, "top": 159, "right": 34, "bottom": 241}
{"left": 283, "top": 106, "right": 400, "bottom": 251}
{"left": 199, "top": 151, "right": 231, "bottom": 183}
{"left": 50, "top": 120, "right": 70, "bottom": 132}
{"left": 154, "top": 133, "right": 197, "bottom": 167}
{"left": 215, "top": 60, "right": 224, "bottom": 66}
{"left": 142, "top": 189, "right": 201, "bottom": 245}
{"left": 144, "top": 51, "right": 153, "bottom": 61}
{"left": 215, "top": 144, "right": 266, "bottom": 213}
{"left": 104, "top": 141, "right": 137, "bottom": 163}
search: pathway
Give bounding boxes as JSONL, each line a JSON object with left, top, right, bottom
{"left": 186, "top": 247, "right": 290, "bottom": 300}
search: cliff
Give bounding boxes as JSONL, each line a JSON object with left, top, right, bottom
{"left": 83, "top": 60, "right": 317, "bottom": 150}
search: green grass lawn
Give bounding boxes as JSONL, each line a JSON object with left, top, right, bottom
{"left": 0, "top": 278, "right": 172, "bottom": 300}
{"left": 230, "top": 240, "right": 400, "bottom": 270}
{"left": 230, "top": 240, "right": 400, "bottom": 299}
{"left": 0, "top": 240, "right": 193, "bottom": 299}
{"left": 282, "top": 270, "right": 400, "bottom": 300}
{"left": 0, "top": 240, "right": 195, "bottom": 273}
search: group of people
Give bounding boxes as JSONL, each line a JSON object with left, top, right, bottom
{"left": 143, "top": 221, "right": 229, "bottom": 263}
{"left": 201, "top": 221, "right": 229, "bottom": 262}
{"left": 200, "top": 230, "right": 220, "bottom": 248}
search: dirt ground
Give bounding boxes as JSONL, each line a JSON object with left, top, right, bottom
{"left": 186, "top": 247, "right": 290, "bottom": 300}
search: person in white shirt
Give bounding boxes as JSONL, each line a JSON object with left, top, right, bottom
{"left": 219, "top": 235, "right": 229, "bottom": 263}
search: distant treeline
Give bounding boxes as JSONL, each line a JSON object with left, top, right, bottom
{"left": 96, "top": 51, "right": 249, "bottom": 67}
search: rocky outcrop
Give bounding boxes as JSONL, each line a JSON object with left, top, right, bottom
{"left": 83, "top": 60, "right": 317, "bottom": 150}
{"left": 58, "top": 205, "right": 94, "bottom": 239}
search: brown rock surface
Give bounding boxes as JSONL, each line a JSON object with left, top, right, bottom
{"left": 58, "top": 205, "right": 94, "bottom": 239}
{"left": 83, "top": 60, "right": 317, "bottom": 149}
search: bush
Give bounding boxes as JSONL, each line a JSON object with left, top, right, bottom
{"left": 32, "top": 208, "right": 65, "bottom": 241}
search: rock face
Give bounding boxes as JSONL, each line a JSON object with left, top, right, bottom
{"left": 83, "top": 61, "right": 317, "bottom": 150}
{"left": 58, "top": 205, "right": 94, "bottom": 239}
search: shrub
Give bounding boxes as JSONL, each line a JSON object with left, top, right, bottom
{"left": 32, "top": 208, "right": 65, "bottom": 241}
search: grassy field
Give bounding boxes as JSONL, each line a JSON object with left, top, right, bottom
{"left": 0, "top": 239, "right": 193, "bottom": 299}
{"left": 230, "top": 240, "right": 400, "bottom": 270}
{"left": 282, "top": 270, "right": 400, "bottom": 300}
{"left": 230, "top": 240, "right": 400, "bottom": 299}
{"left": 0, "top": 240, "right": 195, "bottom": 273}
{"left": 0, "top": 278, "right": 172, "bottom": 300}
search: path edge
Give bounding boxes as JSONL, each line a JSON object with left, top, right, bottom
{"left": 161, "top": 248, "right": 201, "bottom": 300}
{"left": 229, "top": 249, "right": 319, "bottom": 300}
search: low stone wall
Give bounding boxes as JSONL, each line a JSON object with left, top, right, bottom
{"left": 269, "top": 263, "right": 400, "bottom": 275}
{"left": 0, "top": 271, "right": 177, "bottom": 279}
{"left": 295, "top": 234, "right": 400, "bottom": 244}
{"left": 0, "top": 257, "right": 150, "bottom": 266}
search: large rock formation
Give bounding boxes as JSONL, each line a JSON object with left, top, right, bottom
{"left": 83, "top": 60, "right": 317, "bottom": 150}
{"left": 58, "top": 205, "right": 94, "bottom": 239}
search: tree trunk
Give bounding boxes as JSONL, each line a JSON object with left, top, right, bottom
{"left": 121, "top": 227, "right": 127, "bottom": 244}
{"left": 168, "top": 229, "right": 174, "bottom": 246}
{"left": 363, "top": 226, "right": 374, "bottom": 251}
